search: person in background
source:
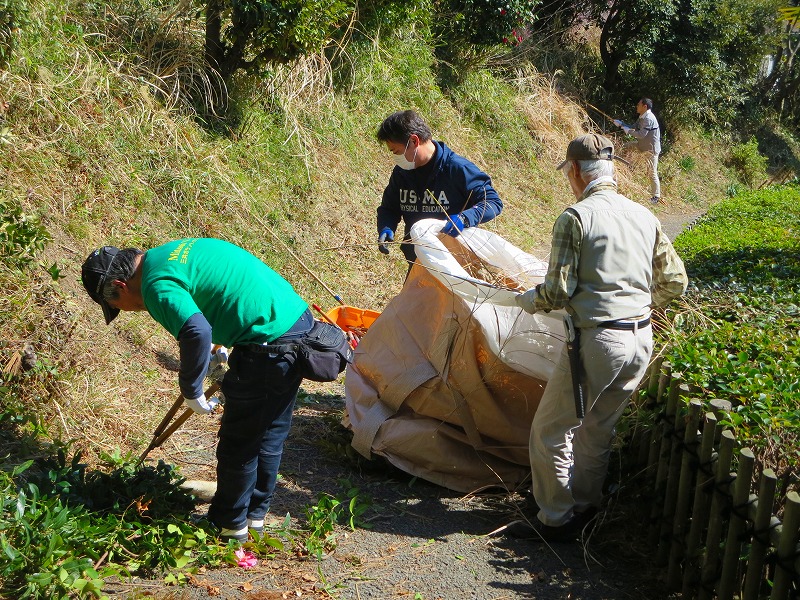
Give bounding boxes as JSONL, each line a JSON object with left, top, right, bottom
{"left": 375, "top": 110, "right": 503, "bottom": 272}
{"left": 81, "top": 238, "right": 313, "bottom": 543}
{"left": 614, "top": 97, "right": 662, "bottom": 204}
{"left": 514, "top": 133, "right": 687, "bottom": 541}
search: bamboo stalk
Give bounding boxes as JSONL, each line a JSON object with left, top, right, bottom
{"left": 657, "top": 383, "right": 691, "bottom": 564}
{"left": 637, "top": 427, "right": 653, "bottom": 469}
{"left": 717, "top": 448, "right": 755, "bottom": 600}
{"left": 644, "top": 367, "right": 672, "bottom": 486}
{"left": 668, "top": 400, "right": 703, "bottom": 588}
{"left": 742, "top": 469, "right": 777, "bottom": 600}
{"left": 646, "top": 356, "right": 666, "bottom": 400}
{"left": 770, "top": 491, "right": 800, "bottom": 599}
{"left": 648, "top": 376, "right": 682, "bottom": 545}
{"left": 698, "top": 430, "right": 737, "bottom": 600}
{"left": 681, "top": 412, "right": 719, "bottom": 598}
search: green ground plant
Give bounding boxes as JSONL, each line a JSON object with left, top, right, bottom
{"left": 304, "top": 479, "right": 371, "bottom": 558}
{"left": 0, "top": 196, "right": 49, "bottom": 269}
{"left": 0, "top": 434, "right": 306, "bottom": 598}
{"left": 661, "top": 185, "right": 800, "bottom": 487}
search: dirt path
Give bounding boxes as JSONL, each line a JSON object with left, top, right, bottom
{"left": 110, "top": 392, "right": 666, "bottom": 600}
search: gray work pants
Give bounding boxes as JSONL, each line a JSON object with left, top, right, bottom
{"left": 529, "top": 323, "right": 653, "bottom": 526}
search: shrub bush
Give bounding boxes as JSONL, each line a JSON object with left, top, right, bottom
{"left": 726, "top": 136, "right": 768, "bottom": 187}
{"left": 0, "top": 196, "right": 49, "bottom": 269}
{"left": 0, "top": 0, "right": 27, "bottom": 67}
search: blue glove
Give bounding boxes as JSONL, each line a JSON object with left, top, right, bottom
{"left": 613, "top": 119, "right": 622, "bottom": 127}
{"left": 378, "top": 227, "right": 394, "bottom": 254}
{"left": 441, "top": 214, "right": 465, "bottom": 237}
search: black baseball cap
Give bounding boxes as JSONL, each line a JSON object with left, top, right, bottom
{"left": 81, "top": 246, "right": 121, "bottom": 324}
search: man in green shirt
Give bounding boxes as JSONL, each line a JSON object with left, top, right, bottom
{"left": 82, "top": 238, "right": 312, "bottom": 542}
{"left": 514, "top": 134, "right": 687, "bottom": 541}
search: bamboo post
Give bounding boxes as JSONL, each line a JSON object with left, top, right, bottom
{"left": 717, "top": 448, "right": 755, "bottom": 600}
{"left": 770, "top": 491, "right": 800, "bottom": 600}
{"left": 637, "top": 427, "right": 653, "bottom": 468}
{"left": 681, "top": 412, "right": 719, "bottom": 598}
{"left": 646, "top": 355, "right": 666, "bottom": 400}
{"left": 698, "top": 429, "right": 736, "bottom": 600}
{"left": 645, "top": 363, "right": 672, "bottom": 482}
{"left": 708, "top": 399, "right": 733, "bottom": 444}
{"left": 655, "top": 360, "right": 670, "bottom": 404}
{"left": 657, "top": 383, "right": 691, "bottom": 564}
{"left": 742, "top": 469, "right": 777, "bottom": 600}
{"left": 648, "top": 377, "right": 682, "bottom": 545}
{"left": 667, "top": 400, "right": 703, "bottom": 589}
{"left": 645, "top": 424, "right": 660, "bottom": 482}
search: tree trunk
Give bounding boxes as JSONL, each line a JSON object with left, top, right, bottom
{"left": 204, "top": 0, "right": 225, "bottom": 76}
{"left": 599, "top": 2, "right": 625, "bottom": 91}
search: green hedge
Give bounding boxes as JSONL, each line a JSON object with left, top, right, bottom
{"left": 666, "top": 184, "right": 800, "bottom": 471}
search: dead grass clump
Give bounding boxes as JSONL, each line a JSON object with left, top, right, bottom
{"left": 512, "top": 66, "right": 594, "bottom": 166}
{"left": 76, "top": 0, "right": 222, "bottom": 114}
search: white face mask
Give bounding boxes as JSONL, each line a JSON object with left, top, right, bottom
{"left": 393, "top": 138, "right": 417, "bottom": 170}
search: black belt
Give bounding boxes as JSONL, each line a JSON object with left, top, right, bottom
{"left": 598, "top": 317, "right": 651, "bottom": 331}
{"left": 237, "top": 338, "right": 306, "bottom": 354}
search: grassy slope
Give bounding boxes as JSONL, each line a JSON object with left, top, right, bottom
{"left": 0, "top": 0, "right": 762, "bottom": 464}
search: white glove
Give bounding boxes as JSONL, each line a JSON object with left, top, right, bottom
{"left": 209, "top": 346, "right": 229, "bottom": 370}
{"left": 515, "top": 289, "right": 538, "bottom": 314}
{"left": 622, "top": 126, "right": 632, "bottom": 134}
{"left": 185, "top": 393, "right": 220, "bottom": 414}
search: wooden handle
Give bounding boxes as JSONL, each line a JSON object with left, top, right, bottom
{"left": 137, "top": 381, "right": 221, "bottom": 465}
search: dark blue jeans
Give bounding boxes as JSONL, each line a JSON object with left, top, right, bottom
{"left": 209, "top": 309, "right": 313, "bottom": 530}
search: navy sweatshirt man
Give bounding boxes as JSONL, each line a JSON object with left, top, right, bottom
{"left": 376, "top": 110, "right": 503, "bottom": 267}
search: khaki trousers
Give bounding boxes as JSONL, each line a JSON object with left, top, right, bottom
{"left": 623, "top": 142, "right": 661, "bottom": 199}
{"left": 529, "top": 324, "right": 653, "bottom": 526}
{"left": 645, "top": 152, "right": 661, "bottom": 199}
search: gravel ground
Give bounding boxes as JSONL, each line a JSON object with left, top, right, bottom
{"left": 110, "top": 206, "right": 698, "bottom": 599}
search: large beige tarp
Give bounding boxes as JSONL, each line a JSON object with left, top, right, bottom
{"left": 344, "top": 219, "right": 566, "bottom": 492}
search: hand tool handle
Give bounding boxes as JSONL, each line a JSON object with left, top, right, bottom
{"left": 563, "top": 315, "right": 586, "bottom": 419}
{"left": 311, "top": 304, "right": 340, "bottom": 328}
{"left": 137, "top": 381, "right": 221, "bottom": 465}
{"left": 150, "top": 393, "right": 186, "bottom": 442}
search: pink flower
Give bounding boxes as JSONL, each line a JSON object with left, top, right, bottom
{"left": 235, "top": 548, "right": 258, "bottom": 569}
{"left": 500, "top": 8, "right": 507, "bottom": 15}
{"left": 503, "top": 37, "right": 509, "bottom": 44}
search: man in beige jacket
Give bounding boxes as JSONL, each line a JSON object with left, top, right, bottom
{"left": 514, "top": 133, "right": 687, "bottom": 541}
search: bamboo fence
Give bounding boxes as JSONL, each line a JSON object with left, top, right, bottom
{"left": 629, "top": 358, "right": 800, "bottom": 599}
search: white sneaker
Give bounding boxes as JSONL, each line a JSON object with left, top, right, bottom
{"left": 219, "top": 525, "right": 248, "bottom": 543}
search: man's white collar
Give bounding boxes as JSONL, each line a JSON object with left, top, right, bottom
{"left": 584, "top": 176, "right": 616, "bottom": 195}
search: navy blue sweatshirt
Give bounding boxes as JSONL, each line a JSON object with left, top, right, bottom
{"left": 377, "top": 141, "right": 503, "bottom": 262}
